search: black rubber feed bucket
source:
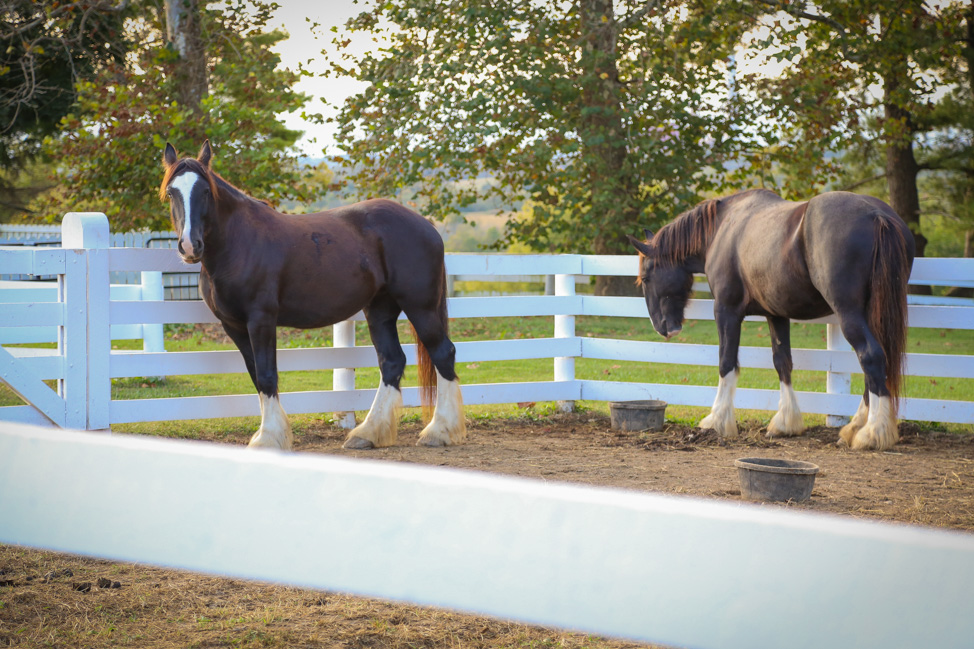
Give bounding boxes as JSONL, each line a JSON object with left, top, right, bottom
{"left": 735, "top": 457, "right": 820, "bottom": 502}
{"left": 608, "top": 400, "right": 667, "bottom": 432}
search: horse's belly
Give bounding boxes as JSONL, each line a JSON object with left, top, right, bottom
{"left": 277, "top": 303, "right": 362, "bottom": 329}
{"left": 746, "top": 288, "right": 831, "bottom": 320}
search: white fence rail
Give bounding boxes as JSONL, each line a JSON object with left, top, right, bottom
{"left": 2, "top": 422, "right": 973, "bottom": 649}
{"left": 1, "top": 213, "right": 973, "bottom": 430}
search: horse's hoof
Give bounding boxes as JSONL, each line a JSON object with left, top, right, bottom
{"left": 420, "top": 435, "right": 453, "bottom": 448}
{"left": 699, "top": 413, "right": 737, "bottom": 439}
{"left": 343, "top": 436, "right": 375, "bottom": 450}
{"left": 248, "top": 431, "right": 293, "bottom": 451}
{"left": 838, "top": 422, "right": 859, "bottom": 447}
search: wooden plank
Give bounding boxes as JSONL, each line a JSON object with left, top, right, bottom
{"left": 108, "top": 381, "right": 580, "bottom": 424}
{"left": 0, "top": 248, "right": 65, "bottom": 275}
{"left": 0, "top": 345, "right": 64, "bottom": 426}
{"left": 0, "top": 405, "right": 57, "bottom": 427}
{"left": 3, "top": 424, "right": 973, "bottom": 649}
{"left": 108, "top": 339, "right": 583, "bottom": 380}
{"left": 110, "top": 300, "right": 219, "bottom": 325}
{"left": 447, "top": 296, "right": 581, "bottom": 318}
{"left": 109, "top": 248, "right": 200, "bottom": 273}
{"left": 0, "top": 302, "right": 63, "bottom": 327}
{"left": 910, "top": 258, "right": 974, "bottom": 286}
{"left": 446, "top": 254, "right": 582, "bottom": 276}
{"left": 2, "top": 348, "right": 62, "bottom": 380}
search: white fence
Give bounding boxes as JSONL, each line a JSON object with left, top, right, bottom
{"left": 1, "top": 212, "right": 973, "bottom": 430}
{"left": 2, "top": 422, "right": 974, "bottom": 649}
{"left": 2, "top": 214, "right": 974, "bottom": 649}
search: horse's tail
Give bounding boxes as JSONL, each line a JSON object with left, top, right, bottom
{"left": 869, "top": 214, "right": 913, "bottom": 406}
{"left": 412, "top": 263, "right": 448, "bottom": 422}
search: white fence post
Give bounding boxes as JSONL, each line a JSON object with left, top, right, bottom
{"left": 61, "top": 213, "right": 111, "bottom": 431}
{"left": 554, "top": 273, "right": 576, "bottom": 413}
{"left": 140, "top": 271, "right": 166, "bottom": 353}
{"left": 333, "top": 320, "right": 356, "bottom": 428}
{"left": 826, "top": 323, "right": 853, "bottom": 426}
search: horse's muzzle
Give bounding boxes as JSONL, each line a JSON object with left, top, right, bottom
{"left": 177, "top": 239, "right": 203, "bottom": 264}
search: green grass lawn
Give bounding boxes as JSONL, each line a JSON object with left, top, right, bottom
{"left": 3, "top": 314, "right": 972, "bottom": 436}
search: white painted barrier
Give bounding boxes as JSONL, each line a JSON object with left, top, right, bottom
{"left": 1, "top": 422, "right": 973, "bottom": 649}
{"left": 1, "top": 213, "right": 973, "bottom": 429}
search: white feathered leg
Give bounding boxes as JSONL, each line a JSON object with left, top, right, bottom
{"left": 417, "top": 370, "right": 466, "bottom": 447}
{"left": 767, "top": 381, "right": 804, "bottom": 437}
{"left": 851, "top": 393, "right": 898, "bottom": 451}
{"left": 839, "top": 397, "right": 869, "bottom": 447}
{"left": 343, "top": 382, "right": 402, "bottom": 449}
{"left": 699, "top": 370, "right": 739, "bottom": 438}
{"left": 249, "top": 393, "right": 293, "bottom": 450}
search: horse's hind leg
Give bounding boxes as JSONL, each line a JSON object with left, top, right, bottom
{"left": 835, "top": 310, "right": 898, "bottom": 450}
{"left": 406, "top": 307, "right": 466, "bottom": 447}
{"left": 766, "top": 316, "right": 804, "bottom": 437}
{"left": 343, "top": 295, "right": 406, "bottom": 450}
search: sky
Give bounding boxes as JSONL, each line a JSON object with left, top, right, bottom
{"left": 269, "top": 2, "right": 374, "bottom": 156}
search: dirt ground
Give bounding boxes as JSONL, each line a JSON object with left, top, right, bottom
{"left": 2, "top": 413, "right": 973, "bottom": 648}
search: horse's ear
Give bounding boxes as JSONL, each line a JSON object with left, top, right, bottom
{"left": 643, "top": 228, "right": 654, "bottom": 240}
{"left": 164, "top": 142, "right": 178, "bottom": 168}
{"left": 627, "top": 234, "right": 653, "bottom": 257}
{"left": 198, "top": 140, "right": 212, "bottom": 167}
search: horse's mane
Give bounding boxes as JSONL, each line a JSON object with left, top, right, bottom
{"left": 652, "top": 198, "right": 722, "bottom": 265}
{"left": 159, "top": 158, "right": 250, "bottom": 205}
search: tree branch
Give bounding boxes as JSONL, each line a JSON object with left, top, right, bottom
{"left": 2, "top": 1, "right": 131, "bottom": 37}
{"left": 841, "top": 172, "right": 886, "bottom": 192}
{"left": 754, "top": 0, "right": 864, "bottom": 63}
{"left": 619, "top": 0, "right": 663, "bottom": 30}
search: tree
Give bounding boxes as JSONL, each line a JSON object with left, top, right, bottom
{"left": 164, "top": 0, "right": 207, "bottom": 114}
{"left": 0, "top": 0, "right": 131, "bottom": 220}
{"left": 748, "top": 0, "right": 970, "bottom": 263}
{"left": 32, "top": 0, "right": 325, "bottom": 231}
{"left": 323, "top": 0, "right": 763, "bottom": 294}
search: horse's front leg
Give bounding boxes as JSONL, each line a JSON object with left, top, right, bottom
{"left": 699, "top": 304, "right": 741, "bottom": 438}
{"left": 246, "top": 316, "right": 293, "bottom": 451}
{"left": 766, "top": 315, "right": 804, "bottom": 437}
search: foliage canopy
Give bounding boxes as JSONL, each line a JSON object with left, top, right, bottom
{"left": 31, "top": 0, "right": 324, "bottom": 231}
{"left": 324, "top": 0, "right": 766, "bottom": 257}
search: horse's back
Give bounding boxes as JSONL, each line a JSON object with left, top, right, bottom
{"left": 708, "top": 190, "right": 912, "bottom": 319}
{"left": 803, "top": 192, "right": 914, "bottom": 273}
{"left": 323, "top": 198, "right": 446, "bottom": 305}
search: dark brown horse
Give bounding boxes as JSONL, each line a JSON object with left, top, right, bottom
{"left": 629, "top": 189, "right": 914, "bottom": 450}
{"left": 161, "top": 141, "right": 465, "bottom": 450}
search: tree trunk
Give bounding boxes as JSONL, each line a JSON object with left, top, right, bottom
{"left": 882, "top": 47, "right": 929, "bottom": 293}
{"left": 164, "top": 0, "right": 207, "bottom": 114}
{"left": 578, "top": 0, "right": 641, "bottom": 296}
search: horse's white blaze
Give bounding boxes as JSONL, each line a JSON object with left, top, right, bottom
{"left": 345, "top": 382, "right": 402, "bottom": 448}
{"left": 249, "top": 393, "right": 293, "bottom": 450}
{"left": 418, "top": 370, "right": 466, "bottom": 447}
{"left": 170, "top": 171, "right": 201, "bottom": 258}
{"left": 852, "top": 392, "right": 898, "bottom": 451}
{"left": 839, "top": 397, "right": 869, "bottom": 446}
{"left": 767, "top": 381, "right": 804, "bottom": 437}
{"left": 699, "top": 370, "right": 738, "bottom": 438}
